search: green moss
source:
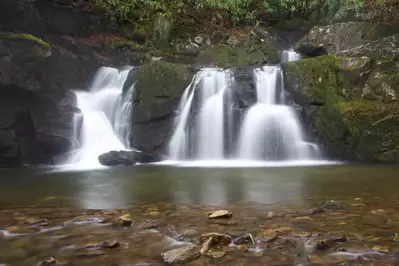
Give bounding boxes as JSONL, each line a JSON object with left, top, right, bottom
{"left": 0, "top": 32, "right": 51, "bottom": 50}
{"left": 133, "top": 60, "right": 194, "bottom": 123}
{"left": 103, "top": 39, "right": 146, "bottom": 51}
{"left": 197, "top": 43, "right": 278, "bottom": 68}
{"left": 283, "top": 55, "right": 399, "bottom": 162}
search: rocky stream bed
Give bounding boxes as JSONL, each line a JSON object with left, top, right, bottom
{"left": 2, "top": 195, "right": 399, "bottom": 265}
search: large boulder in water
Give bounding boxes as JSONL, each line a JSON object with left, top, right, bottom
{"left": 131, "top": 61, "right": 195, "bottom": 152}
{"left": 295, "top": 22, "right": 399, "bottom": 57}
{"left": 0, "top": 84, "right": 79, "bottom": 166}
{"left": 282, "top": 55, "right": 399, "bottom": 163}
{"left": 98, "top": 150, "right": 163, "bottom": 166}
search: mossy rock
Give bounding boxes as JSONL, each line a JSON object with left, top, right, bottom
{"left": 0, "top": 32, "right": 50, "bottom": 50}
{"left": 283, "top": 55, "right": 399, "bottom": 162}
{"left": 196, "top": 43, "right": 279, "bottom": 68}
{"left": 133, "top": 60, "right": 194, "bottom": 123}
{"left": 296, "top": 22, "right": 399, "bottom": 56}
{"left": 0, "top": 32, "right": 51, "bottom": 58}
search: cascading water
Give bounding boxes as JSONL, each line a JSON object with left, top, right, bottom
{"left": 168, "top": 49, "right": 321, "bottom": 165}
{"left": 64, "top": 66, "right": 136, "bottom": 169}
{"left": 281, "top": 49, "right": 301, "bottom": 62}
{"left": 168, "top": 69, "right": 233, "bottom": 160}
{"left": 237, "top": 50, "right": 319, "bottom": 161}
{"left": 236, "top": 65, "right": 316, "bottom": 160}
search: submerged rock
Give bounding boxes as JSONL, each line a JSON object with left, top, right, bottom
{"left": 113, "top": 213, "right": 133, "bottom": 227}
{"left": 161, "top": 244, "right": 201, "bottom": 264}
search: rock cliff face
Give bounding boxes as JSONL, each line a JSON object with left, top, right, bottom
{"left": 0, "top": 85, "right": 79, "bottom": 166}
{"left": 284, "top": 19, "right": 399, "bottom": 163}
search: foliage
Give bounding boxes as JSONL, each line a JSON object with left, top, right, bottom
{"left": 364, "top": 0, "right": 399, "bottom": 26}
{"left": 87, "top": 0, "right": 365, "bottom": 28}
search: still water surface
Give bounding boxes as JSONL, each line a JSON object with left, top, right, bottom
{"left": 1, "top": 164, "right": 398, "bottom": 209}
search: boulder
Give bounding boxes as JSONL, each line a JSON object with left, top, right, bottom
{"left": 283, "top": 55, "right": 399, "bottom": 162}
{"left": 338, "top": 34, "right": 399, "bottom": 60}
{"left": 98, "top": 150, "right": 163, "bottom": 166}
{"left": 131, "top": 61, "right": 194, "bottom": 152}
{"left": 295, "top": 22, "right": 399, "bottom": 57}
{"left": 161, "top": 244, "right": 201, "bottom": 264}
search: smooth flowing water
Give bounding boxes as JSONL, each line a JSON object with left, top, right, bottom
{"left": 168, "top": 69, "right": 233, "bottom": 160}
{"left": 64, "top": 67, "right": 136, "bottom": 170}
{"left": 237, "top": 63, "right": 318, "bottom": 160}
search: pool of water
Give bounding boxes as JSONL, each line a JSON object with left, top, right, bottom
{"left": 0, "top": 164, "right": 398, "bottom": 209}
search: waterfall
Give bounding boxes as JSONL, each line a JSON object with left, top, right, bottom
{"left": 168, "top": 49, "right": 321, "bottom": 163}
{"left": 65, "top": 66, "right": 136, "bottom": 169}
{"left": 237, "top": 50, "right": 319, "bottom": 160}
{"left": 282, "top": 50, "right": 301, "bottom": 62}
{"left": 168, "top": 69, "right": 233, "bottom": 160}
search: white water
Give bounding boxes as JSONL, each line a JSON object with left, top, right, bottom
{"left": 64, "top": 66, "right": 135, "bottom": 170}
{"left": 168, "top": 50, "right": 322, "bottom": 164}
{"left": 237, "top": 53, "right": 319, "bottom": 160}
{"left": 196, "top": 70, "right": 230, "bottom": 159}
{"left": 168, "top": 69, "right": 232, "bottom": 160}
{"left": 282, "top": 50, "right": 301, "bottom": 62}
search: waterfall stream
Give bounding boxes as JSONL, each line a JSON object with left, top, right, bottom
{"left": 167, "top": 50, "right": 322, "bottom": 164}
{"left": 64, "top": 67, "right": 136, "bottom": 170}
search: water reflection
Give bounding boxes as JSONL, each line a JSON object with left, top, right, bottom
{"left": 0, "top": 165, "right": 398, "bottom": 209}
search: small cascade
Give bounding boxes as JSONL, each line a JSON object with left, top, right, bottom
{"left": 281, "top": 50, "right": 301, "bottom": 63}
{"left": 237, "top": 49, "right": 319, "bottom": 160}
{"left": 196, "top": 70, "right": 231, "bottom": 159}
{"left": 65, "top": 66, "right": 136, "bottom": 169}
{"left": 168, "top": 69, "right": 233, "bottom": 160}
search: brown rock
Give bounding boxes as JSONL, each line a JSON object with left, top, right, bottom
{"left": 113, "top": 213, "right": 132, "bottom": 227}
{"left": 200, "top": 233, "right": 232, "bottom": 246}
{"left": 208, "top": 210, "right": 232, "bottom": 219}
{"left": 161, "top": 244, "right": 201, "bottom": 264}
{"left": 100, "top": 240, "right": 119, "bottom": 249}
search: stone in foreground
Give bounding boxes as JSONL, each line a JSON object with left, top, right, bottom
{"left": 208, "top": 210, "right": 232, "bottom": 219}
{"left": 161, "top": 244, "right": 201, "bottom": 264}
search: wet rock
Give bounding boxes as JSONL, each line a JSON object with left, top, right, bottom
{"left": 37, "top": 257, "right": 57, "bottom": 266}
{"left": 182, "top": 229, "right": 198, "bottom": 237}
{"left": 372, "top": 245, "right": 389, "bottom": 253}
{"left": 236, "top": 245, "right": 249, "bottom": 252}
{"left": 137, "top": 220, "right": 163, "bottom": 229}
{"left": 304, "top": 207, "right": 325, "bottom": 215}
{"left": 233, "top": 234, "right": 255, "bottom": 245}
{"left": 259, "top": 227, "right": 292, "bottom": 242}
{"left": 100, "top": 240, "right": 119, "bottom": 249}
{"left": 320, "top": 200, "right": 343, "bottom": 210}
{"left": 208, "top": 210, "right": 232, "bottom": 219}
{"left": 161, "top": 244, "right": 200, "bottom": 264}
{"left": 200, "top": 237, "right": 212, "bottom": 254}
{"left": 315, "top": 236, "right": 347, "bottom": 250}
{"left": 113, "top": 213, "right": 133, "bottom": 227}
{"left": 200, "top": 233, "right": 232, "bottom": 246}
